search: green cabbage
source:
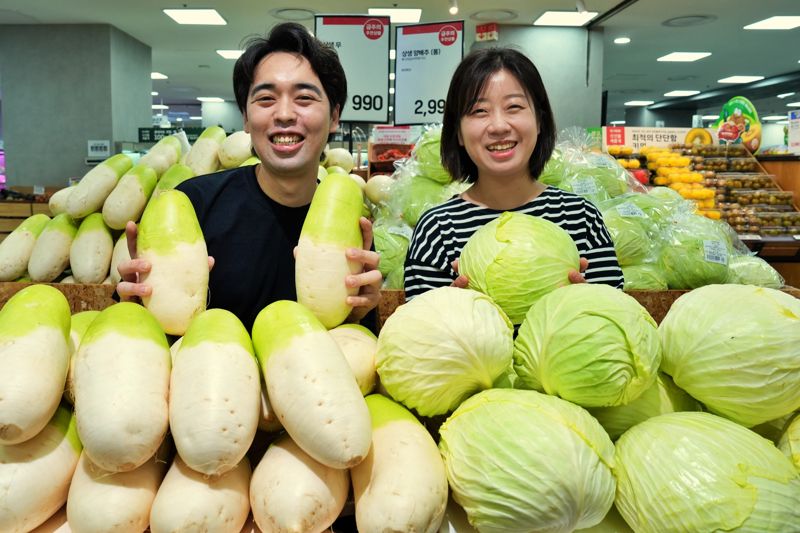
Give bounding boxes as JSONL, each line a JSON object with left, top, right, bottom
{"left": 621, "top": 263, "right": 668, "bottom": 290}
{"left": 576, "top": 506, "right": 632, "bottom": 533}
{"left": 439, "top": 388, "right": 616, "bottom": 533}
{"left": 601, "top": 208, "right": 654, "bottom": 266}
{"left": 659, "top": 214, "right": 732, "bottom": 289}
{"left": 589, "top": 373, "right": 702, "bottom": 440}
{"left": 392, "top": 174, "right": 451, "bottom": 227}
{"left": 615, "top": 412, "right": 800, "bottom": 532}
{"left": 459, "top": 212, "right": 580, "bottom": 324}
{"left": 514, "top": 284, "right": 661, "bottom": 408}
{"left": 412, "top": 127, "right": 452, "bottom": 184}
{"left": 727, "top": 254, "right": 784, "bottom": 288}
{"left": 373, "top": 222, "right": 411, "bottom": 290}
{"left": 778, "top": 414, "right": 800, "bottom": 472}
{"left": 375, "top": 287, "right": 513, "bottom": 416}
{"left": 539, "top": 151, "right": 566, "bottom": 187}
{"left": 660, "top": 284, "right": 800, "bottom": 427}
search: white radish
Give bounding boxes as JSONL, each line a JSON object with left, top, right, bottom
{"left": 70, "top": 213, "right": 113, "bottom": 284}
{"left": 364, "top": 174, "right": 393, "bottom": 205}
{"left": 251, "top": 301, "right": 371, "bottom": 469}
{"left": 64, "top": 310, "right": 101, "bottom": 405}
{"left": 295, "top": 173, "right": 363, "bottom": 328}
{"left": 28, "top": 213, "right": 79, "bottom": 282}
{"left": 324, "top": 147, "right": 355, "bottom": 173}
{"left": 352, "top": 395, "right": 448, "bottom": 533}
{"left": 49, "top": 186, "right": 75, "bottom": 216}
{"left": 73, "top": 302, "right": 170, "bottom": 472}
{"left": 329, "top": 324, "right": 377, "bottom": 395}
{"left": 109, "top": 234, "right": 131, "bottom": 285}
{"left": 0, "top": 285, "right": 71, "bottom": 444}
{"left": 60, "top": 275, "right": 75, "bottom": 284}
{"left": 170, "top": 309, "right": 260, "bottom": 476}
{"left": 149, "top": 456, "right": 251, "bottom": 533}
{"left": 30, "top": 505, "right": 70, "bottom": 533}
{"left": 102, "top": 164, "right": 158, "bottom": 230}
{"left": 250, "top": 434, "right": 349, "bottom": 533}
{"left": 152, "top": 163, "right": 195, "bottom": 198}
{"left": 218, "top": 131, "right": 253, "bottom": 168}
{"left": 139, "top": 135, "right": 182, "bottom": 177}
{"left": 0, "top": 213, "right": 50, "bottom": 281}
{"left": 138, "top": 189, "right": 208, "bottom": 336}
{"left": 0, "top": 405, "right": 82, "bottom": 533}
{"left": 349, "top": 173, "right": 367, "bottom": 190}
{"left": 66, "top": 154, "right": 133, "bottom": 219}
{"left": 66, "top": 449, "right": 167, "bottom": 533}
{"left": 258, "top": 375, "right": 283, "bottom": 433}
{"left": 185, "top": 126, "right": 226, "bottom": 176}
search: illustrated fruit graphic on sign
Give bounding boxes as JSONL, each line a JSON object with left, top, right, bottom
{"left": 712, "top": 96, "right": 762, "bottom": 153}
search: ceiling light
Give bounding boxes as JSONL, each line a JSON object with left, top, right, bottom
{"left": 389, "top": 73, "right": 396, "bottom": 80}
{"left": 625, "top": 100, "right": 654, "bottom": 106}
{"left": 718, "top": 75, "right": 765, "bottom": 84}
{"left": 610, "top": 120, "right": 626, "bottom": 125}
{"left": 702, "top": 115, "right": 719, "bottom": 120}
{"left": 664, "top": 90, "right": 700, "bottom": 97}
{"left": 151, "top": 72, "right": 168, "bottom": 80}
{"left": 744, "top": 16, "right": 800, "bottom": 30}
{"left": 176, "top": 118, "right": 183, "bottom": 122}
{"left": 788, "top": 102, "right": 800, "bottom": 107}
{"left": 152, "top": 104, "right": 169, "bottom": 110}
{"left": 163, "top": 9, "right": 226, "bottom": 25}
{"left": 151, "top": 91, "right": 158, "bottom": 96}
{"left": 762, "top": 115, "right": 787, "bottom": 121}
{"left": 216, "top": 50, "right": 244, "bottom": 60}
{"left": 778, "top": 92, "right": 796, "bottom": 99}
{"left": 657, "top": 52, "right": 711, "bottom": 62}
{"left": 190, "top": 116, "right": 202, "bottom": 120}
{"left": 614, "top": 37, "right": 631, "bottom": 44}
{"left": 776, "top": 120, "right": 789, "bottom": 125}
{"left": 533, "top": 11, "right": 598, "bottom": 26}
{"left": 368, "top": 8, "right": 421, "bottom": 23}
{"left": 197, "top": 97, "right": 225, "bottom": 103}
{"left": 389, "top": 49, "right": 396, "bottom": 60}
{"left": 449, "top": 0, "right": 458, "bottom": 15}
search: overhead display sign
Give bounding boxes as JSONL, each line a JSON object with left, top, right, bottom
{"left": 602, "top": 126, "right": 719, "bottom": 151}
{"left": 315, "top": 15, "right": 390, "bottom": 124}
{"left": 789, "top": 110, "right": 800, "bottom": 155}
{"left": 394, "top": 21, "right": 464, "bottom": 125}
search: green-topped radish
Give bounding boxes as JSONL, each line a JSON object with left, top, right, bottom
{"left": 139, "top": 135, "right": 182, "bottom": 177}
{"left": 252, "top": 301, "right": 371, "bottom": 469}
{"left": 109, "top": 234, "right": 130, "bottom": 285}
{"left": 48, "top": 185, "right": 75, "bottom": 216}
{"left": 66, "top": 448, "right": 168, "bottom": 533}
{"left": 364, "top": 174, "right": 393, "bottom": 205}
{"left": 73, "top": 303, "right": 170, "bottom": 472}
{"left": 70, "top": 213, "right": 113, "bottom": 284}
{"left": 329, "top": 324, "right": 377, "bottom": 395}
{"left": 218, "top": 131, "right": 252, "bottom": 168}
{"left": 60, "top": 275, "right": 75, "bottom": 284}
{"left": 185, "top": 126, "right": 226, "bottom": 176}
{"left": 170, "top": 309, "right": 260, "bottom": 476}
{"left": 323, "top": 147, "right": 355, "bottom": 173}
{"left": 352, "top": 395, "right": 448, "bottom": 533}
{"left": 152, "top": 163, "right": 195, "bottom": 198}
{"left": 258, "top": 376, "right": 283, "bottom": 433}
{"left": 149, "top": 456, "right": 251, "bottom": 533}
{"left": 296, "top": 173, "right": 364, "bottom": 328}
{"left": 29, "top": 505, "right": 69, "bottom": 533}
{"left": 28, "top": 213, "right": 78, "bottom": 282}
{"left": 102, "top": 164, "right": 158, "bottom": 230}
{"left": 64, "top": 310, "right": 101, "bottom": 405}
{"left": 66, "top": 154, "right": 133, "bottom": 219}
{"left": 250, "top": 434, "right": 349, "bottom": 533}
{"left": 0, "top": 213, "right": 50, "bottom": 281}
{"left": 0, "top": 285, "right": 71, "bottom": 445}
{"left": 0, "top": 405, "right": 82, "bottom": 533}
{"left": 138, "top": 189, "right": 209, "bottom": 336}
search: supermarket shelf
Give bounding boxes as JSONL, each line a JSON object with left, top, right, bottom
{"left": 741, "top": 235, "right": 800, "bottom": 262}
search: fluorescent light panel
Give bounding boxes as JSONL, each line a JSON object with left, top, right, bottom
{"left": 163, "top": 9, "right": 226, "bottom": 25}
{"left": 368, "top": 8, "right": 421, "bottom": 23}
{"left": 216, "top": 49, "right": 244, "bottom": 59}
{"left": 624, "top": 100, "right": 654, "bottom": 106}
{"left": 762, "top": 115, "right": 788, "bottom": 121}
{"left": 702, "top": 115, "right": 719, "bottom": 120}
{"left": 610, "top": 120, "right": 626, "bottom": 125}
{"left": 151, "top": 72, "right": 168, "bottom": 80}
{"left": 718, "top": 75, "right": 765, "bottom": 84}
{"left": 787, "top": 102, "right": 800, "bottom": 107}
{"left": 197, "top": 97, "right": 224, "bottom": 103}
{"left": 657, "top": 52, "right": 711, "bottom": 62}
{"left": 614, "top": 37, "right": 631, "bottom": 44}
{"left": 664, "top": 90, "right": 700, "bottom": 97}
{"left": 776, "top": 120, "right": 789, "bottom": 125}
{"left": 744, "top": 16, "right": 800, "bottom": 30}
{"left": 534, "top": 11, "right": 598, "bottom": 26}
{"left": 152, "top": 104, "right": 168, "bottom": 110}
{"left": 778, "top": 92, "right": 796, "bottom": 99}
{"left": 190, "top": 116, "right": 203, "bottom": 120}
{"left": 151, "top": 91, "right": 158, "bottom": 96}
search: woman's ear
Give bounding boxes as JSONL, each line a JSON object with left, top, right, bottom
{"left": 329, "top": 105, "right": 341, "bottom": 133}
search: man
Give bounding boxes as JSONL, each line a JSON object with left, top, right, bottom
{"left": 118, "top": 22, "right": 381, "bottom": 330}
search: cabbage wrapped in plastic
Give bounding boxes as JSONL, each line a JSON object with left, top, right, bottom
{"left": 621, "top": 263, "right": 667, "bottom": 290}
{"left": 659, "top": 213, "right": 732, "bottom": 289}
{"left": 601, "top": 207, "right": 655, "bottom": 266}
{"left": 726, "top": 254, "right": 784, "bottom": 288}
{"left": 589, "top": 373, "right": 701, "bottom": 440}
{"left": 778, "top": 413, "right": 800, "bottom": 472}
{"left": 514, "top": 284, "right": 661, "bottom": 408}
{"left": 439, "top": 389, "right": 616, "bottom": 533}
{"left": 376, "top": 287, "right": 513, "bottom": 417}
{"left": 660, "top": 284, "right": 800, "bottom": 427}
{"left": 615, "top": 412, "right": 800, "bottom": 532}
{"left": 459, "top": 212, "right": 580, "bottom": 325}
{"left": 410, "top": 126, "right": 452, "bottom": 184}
{"left": 373, "top": 222, "right": 412, "bottom": 290}
{"left": 539, "top": 150, "right": 566, "bottom": 187}
{"left": 389, "top": 172, "right": 454, "bottom": 227}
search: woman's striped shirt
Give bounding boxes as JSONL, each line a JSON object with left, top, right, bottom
{"left": 404, "top": 186, "right": 624, "bottom": 299}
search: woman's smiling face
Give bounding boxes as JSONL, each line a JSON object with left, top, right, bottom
{"left": 458, "top": 68, "right": 539, "bottom": 182}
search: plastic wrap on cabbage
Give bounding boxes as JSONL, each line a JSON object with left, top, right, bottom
{"left": 589, "top": 373, "right": 701, "bottom": 440}
{"left": 600, "top": 204, "right": 656, "bottom": 266}
{"left": 559, "top": 165, "right": 629, "bottom": 206}
{"left": 388, "top": 171, "right": 456, "bottom": 227}
{"left": 778, "top": 413, "right": 800, "bottom": 472}
{"left": 410, "top": 125, "right": 452, "bottom": 184}
{"left": 373, "top": 221, "right": 412, "bottom": 290}
{"left": 659, "top": 284, "right": 800, "bottom": 427}
{"left": 659, "top": 213, "right": 732, "bottom": 289}
{"left": 621, "top": 263, "right": 667, "bottom": 290}
{"left": 439, "top": 388, "right": 616, "bottom": 533}
{"left": 727, "top": 254, "right": 784, "bottom": 288}
{"left": 539, "top": 150, "right": 566, "bottom": 187}
{"left": 615, "top": 412, "right": 800, "bottom": 532}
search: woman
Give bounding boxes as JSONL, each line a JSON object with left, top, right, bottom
{"left": 404, "top": 47, "right": 623, "bottom": 298}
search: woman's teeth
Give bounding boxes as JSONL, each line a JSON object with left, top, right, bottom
{"left": 488, "top": 142, "right": 515, "bottom": 152}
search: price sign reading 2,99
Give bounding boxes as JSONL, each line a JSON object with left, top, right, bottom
{"left": 315, "top": 15, "right": 390, "bottom": 123}
{"left": 394, "top": 21, "right": 464, "bottom": 125}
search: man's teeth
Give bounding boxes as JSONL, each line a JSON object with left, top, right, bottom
{"left": 488, "top": 142, "right": 515, "bottom": 151}
{"left": 273, "top": 135, "right": 302, "bottom": 144}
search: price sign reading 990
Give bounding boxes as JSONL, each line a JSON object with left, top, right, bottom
{"left": 352, "top": 94, "right": 384, "bottom": 111}
{"left": 394, "top": 21, "right": 463, "bottom": 125}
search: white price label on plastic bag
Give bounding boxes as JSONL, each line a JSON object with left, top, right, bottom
{"left": 703, "top": 240, "right": 729, "bottom": 265}
{"left": 615, "top": 202, "right": 646, "bottom": 218}
{"left": 571, "top": 177, "right": 599, "bottom": 195}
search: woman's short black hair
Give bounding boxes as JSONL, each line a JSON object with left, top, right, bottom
{"left": 232, "top": 22, "right": 347, "bottom": 117}
{"left": 440, "top": 47, "right": 556, "bottom": 183}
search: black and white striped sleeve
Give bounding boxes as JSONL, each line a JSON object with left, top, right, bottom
{"left": 404, "top": 213, "right": 457, "bottom": 299}
{"left": 581, "top": 202, "right": 625, "bottom": 289}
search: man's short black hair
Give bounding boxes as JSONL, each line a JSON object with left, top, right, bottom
{"left": 233, "top": 22, "right": 347, "bottom": 117}
{"left": 440, "top": 47, "right": 556, "bottom": 183}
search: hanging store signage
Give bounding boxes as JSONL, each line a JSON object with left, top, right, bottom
{"left": 394, "top": 21, "right": 464, "bottom": 125}
{"left": 315, "top": 15, "right": 391, "bottom": 124}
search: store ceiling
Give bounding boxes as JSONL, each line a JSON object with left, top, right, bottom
{"left": 1, "top": 0, "right": 799, "bottom": 126}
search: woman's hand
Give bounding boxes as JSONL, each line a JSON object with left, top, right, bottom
{"left": 568, "top": 257, "right": 589, "bottom": 284}
{"left": 345, "top": 217, "right": 383, "bottom": 322}
{"left": 450, "top": 259, "right": 469, "bottom": 289}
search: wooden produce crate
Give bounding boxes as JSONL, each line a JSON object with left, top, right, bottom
{"left": 0, "top": 201, "right": 34, "bottom": 242}
{"left": 0, "top": 281, "right": 116, "bottom": 314}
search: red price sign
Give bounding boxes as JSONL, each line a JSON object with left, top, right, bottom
{"left": 438, "top": 25, "right": 458, "bottom": 46}
{"left": 363, "top": 19, "right": 384, "bottom": 40}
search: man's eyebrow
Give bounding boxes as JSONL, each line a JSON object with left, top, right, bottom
{"left": 250, "top": 82, "right": 323, "bottom": 97}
